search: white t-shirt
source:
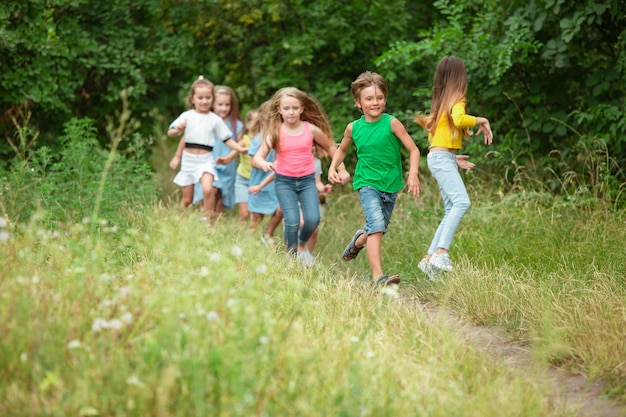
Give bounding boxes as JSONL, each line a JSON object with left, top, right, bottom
{"left": 169, "top": 110, "right": 232, "bottom": 147}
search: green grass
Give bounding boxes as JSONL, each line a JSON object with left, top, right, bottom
{"left": 1, "top": 177, "right": 624, "bottom": 415}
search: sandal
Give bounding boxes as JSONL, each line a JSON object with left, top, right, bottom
{"left": 375, "top": 274, "right": 401, "bottom": 287}
{"left": 342, "top": 229, "right": 366, "bottom": 261}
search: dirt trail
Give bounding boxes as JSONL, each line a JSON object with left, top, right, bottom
{"left": 421, "top": 304, "right": 625, "bottom": 417}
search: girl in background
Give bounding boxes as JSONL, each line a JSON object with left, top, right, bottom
{"left": 211, "top": 85, "right": 244, "bottom": 213}
{"left": 414, "top": 55, "right": 493, "bottom": 279}
{"left": 168, "top": 77, "right": 246, "bottom": 219}
{"left": 252, "top": 88, "right": 350, "bottom": 267}
{"left": 247, "top": 117, "right": 283, "bottom": 249}
{"left": 233, "top": 108, "right": 259, "bottom": 222}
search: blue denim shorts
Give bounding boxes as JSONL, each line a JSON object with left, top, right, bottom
{"left": 358, "top": 186, "right": 397, "bottom": 234}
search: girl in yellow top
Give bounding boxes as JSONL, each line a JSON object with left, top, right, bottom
{"left": 233, "top": 108, "right": 260, "bottom": 222}
{"left": 415, "top": 56, "right": 493, "bottom": 279}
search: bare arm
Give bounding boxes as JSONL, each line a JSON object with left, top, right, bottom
{"left": 169, "top": 135, "right": 186, "bottom": 170}
{"left": 391, "top": 118, "right": 422, "bottom": 198}
{"left": 328, "top": 123, "right": 353, "bottom": 184}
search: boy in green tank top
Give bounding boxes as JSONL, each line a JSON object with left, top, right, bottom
{"left": 328, "top": 71, "right": 423, "bottom": 287}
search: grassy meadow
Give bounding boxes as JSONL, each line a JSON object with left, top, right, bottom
{"left": 1, "top": 169, "right": 625, "bottom": 416}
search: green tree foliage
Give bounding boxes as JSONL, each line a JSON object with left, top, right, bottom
{"left": 1, "top": 0, "right": 625, "bottom": 202}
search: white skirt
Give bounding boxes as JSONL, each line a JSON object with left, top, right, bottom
{"left": 173, "top": 151, "right": 218, "bottom": 187}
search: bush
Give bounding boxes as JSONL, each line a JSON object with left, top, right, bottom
{"left": 0, "top": 117, "right": 159, "bottom": 227}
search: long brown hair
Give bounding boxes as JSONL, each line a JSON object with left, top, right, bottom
{"left": 415, "top": 56, "right": 468, "bottom": 139}
{"left": 259, "top": 87, "right": 332, "bottom": 154}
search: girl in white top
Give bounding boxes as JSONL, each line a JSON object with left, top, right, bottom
{"left": 168, "top": 77, "right": 246, "bottom": 218}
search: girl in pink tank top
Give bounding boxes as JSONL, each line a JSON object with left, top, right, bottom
{"left": 251, "top": 87, "right": 350, "bottom": 265}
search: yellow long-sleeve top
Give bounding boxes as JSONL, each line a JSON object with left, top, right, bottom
{"left": 429, "top": 100, "right": 476, "bottom": 150}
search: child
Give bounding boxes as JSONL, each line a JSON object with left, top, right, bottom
{"left": 211, "top": 85, "right": 244, "bottom": 213}
{"left": 328, "top": 71, "right": 422, "bottom": 287}
{"left": 252, "top": 88, "right": 350, "bottom": 267}
{"left": 414, "top": 55, "right": 493, "bottom": 279}
{"left": 233, "top": 108, "right": 259, "bottom": 222}
{"left": 168, "top": 76, "right": 247, "bottom": 218}
{"left": 247, "top": 125, "right": 283, "bottom": 249}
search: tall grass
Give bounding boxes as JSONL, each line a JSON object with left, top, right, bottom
{"left": 2, "top": 203, "right": 577, "bottom": 416}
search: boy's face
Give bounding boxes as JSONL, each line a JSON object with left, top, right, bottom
{"left": 355, "top": 86, "right": 386, "bottom": 121}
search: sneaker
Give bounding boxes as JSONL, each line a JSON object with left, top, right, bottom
{"left": 429, "top": 252, "right": 453, "bottom": 272}
{"left": 298, "top": 250, "right": 316, "bottom": 268}
{"left": 418, "top": 257, "right": 439, "bottom": 281}
{"left": 261, "top": 233, "right": 276, "bottom": 249}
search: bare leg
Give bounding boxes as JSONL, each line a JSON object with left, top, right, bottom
{"left": 365, "top": 232, "right": 384, "bottom": 280}
{"left": 181, "top": 185, "right": 194, "bottom": 208}
{"left": 200, "top": 173, "right": 216, "bottom": 219}
{"left": 238, "top": 202, "right": 250, "bottom": 222}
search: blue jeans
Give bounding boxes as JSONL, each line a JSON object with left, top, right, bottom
{"left": 275, "top": 173, "right": 320, "bottom": 254}
{"left": 358, "top": 186, "right": 397, "bottom": 234}
{"left": 427, "top": 151, "right": 471, "bottom": 254}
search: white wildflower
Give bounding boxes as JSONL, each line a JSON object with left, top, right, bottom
{"left": 20, "top": 352, "right": 27, "bottom": 363}
{"left": 0, "top": 217, "right": 7, "bottom": 228}
{"left": 67, "top": 340, "right": 82, "bottom": 349}
{"left": 199, "top": 266, "right": 209, "bottom": 277}
{"left": 259, "top": 336, "right": 269, "bottom": 345}
{"left": 255, "top": 264, "right": 268, "bottom": 274}
{"left": 121, "top": 312, "right": 133, "bottom": 325}
{"left": 206, "top": 311, "right": 220, "bottom": 322}
{"left": 350, "top": 336, "right": 360, "bottom": 343}
{"left": 380, "top": 284, "right": 400, "bottom": 299}
{"left": 208, "top": 252, "right": 221, "bottom": 262}
{"left": 92, "top": 318, "right": 107, "bottom": 332}
{"left": 126, "top": 375, "right": 144, "bottom": 387}
{"left": 106, "top": 318, "right": 123, "bottom": 330}
{"left": 366, "top": 351, "right": 375, "bottom": 359}
{"left": 0, "top": 231, "right": 8, "bottom": 242}
{"left": 230, "top": 245, "right": 243, "bottom": 257}
{"left": 31, "top": 276, "right": 39, "bottom": 284}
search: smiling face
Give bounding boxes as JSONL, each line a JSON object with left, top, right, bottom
{"left": 277, "top": 95, "right": 304, "bottom": 127}
{"left": 213, "top": 93, "right": 232, "bottom": 120}
{"left": 191, "top": 86, "right": 214, "bottom": 114}
{"left": 355, "top": 85, "right": 386, "bottom": 122}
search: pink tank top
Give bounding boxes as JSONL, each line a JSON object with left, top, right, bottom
{"left": 274, "top": 121, "right": 316, "bottom": 177}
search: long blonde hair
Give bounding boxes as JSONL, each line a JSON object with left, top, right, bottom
{"left": 415, "top": 56, "right": 468, "bottom": 139}
{"left": 259, "top": 87, "right": 332, "bottom": 153}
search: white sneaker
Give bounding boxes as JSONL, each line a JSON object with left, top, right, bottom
{"left": 418, "top": 257, "right": 439, "bottom": 280}
{"left": 429, "top": 252, "right": 453, "bottom": 272}
{"left": 298, "top": 250, "right": 315, "bottom": 268}
{"left": 261, "top": 233, "right": 276, "bottom": 249}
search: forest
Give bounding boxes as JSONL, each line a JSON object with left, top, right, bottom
{"left": 1, "top": 0, "right": 625, "bottom": 220}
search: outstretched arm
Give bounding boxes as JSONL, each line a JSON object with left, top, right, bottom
{"left": 391, "top": 118, "right": 422, "bottom": 198}
{"left": 327, "top": 123, "right": 353, "bottom": 184}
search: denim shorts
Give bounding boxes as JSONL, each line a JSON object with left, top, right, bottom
{"left": 358, "top": 186, "right": 397, "bottom": 234}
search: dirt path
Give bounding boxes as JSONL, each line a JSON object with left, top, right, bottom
{"left": 421, "top": 303, "right": 625, "bottom": 417}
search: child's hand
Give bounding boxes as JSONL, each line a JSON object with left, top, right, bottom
{"left": 337, "top": 169, "right": 351, "bottom": 185}
{"left": 215, "top": 157, "right": 226, "bottom": 165}
{"left": 476, "top": 119, "right": 493, "bottom": 145}
{"left": 169, "top": 156, "right": 180, "bottom": 170}
{"left": 323, "top": 184, "right": 333, "bottom": 194}
{"left": 261, "top": 161, "right": 274, "bottom": 172}
{"left": 249, "top": 185, "right": 262, "bottom": 195}
{"left": 407, "top": 174, "right": 422, "bottom": 198}
{"left": 455, "top": 155, "right": 475, "bottom": 170}
{"left": 170, "top": 122, "right": 186, "bottom": 136}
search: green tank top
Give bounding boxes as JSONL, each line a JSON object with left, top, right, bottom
{"left": 352, "top": 113, "right": 404, "bottom": 193}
